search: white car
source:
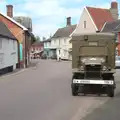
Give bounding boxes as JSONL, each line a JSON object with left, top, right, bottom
{"left": 116, "top": 56, "right": 120, "bottom": 68}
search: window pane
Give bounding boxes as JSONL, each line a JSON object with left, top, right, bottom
{"left": 84, "top": 21, "right": 86, "bottom": 28}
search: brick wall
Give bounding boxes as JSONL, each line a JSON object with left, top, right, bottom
{"left": 117, "top": 32, "right": 120, "bottom": 56}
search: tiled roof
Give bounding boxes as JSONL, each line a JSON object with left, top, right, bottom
{"left": 86, "top": 7, "right": 114, "bottom": 31}
{"left": 0, "top": 21, "right": 16, "bottom": 40}
{"left": 32, "top": 41, "right": 43, "bottom": 45}
{"left": 102, "top": 20, "right": 120, "bottom": 32}
{"left": 0, "top": 12, "right": 28, "bottom": 31}
{"left": 52, "top": 24, "right": 76, "bottom": 38}
{"left": 43, "top": 38, "right": 51, "bottom": 43}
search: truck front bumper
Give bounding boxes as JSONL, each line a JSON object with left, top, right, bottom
{"left": 73, "top": 79, "right": 114, "bottom": 85}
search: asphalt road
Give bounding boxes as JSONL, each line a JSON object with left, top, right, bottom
{"left": 0, "top": 60, "right": 119, "bottom": 120}
{"left": 82, "top": 69, "right": 120, "bottom": 120}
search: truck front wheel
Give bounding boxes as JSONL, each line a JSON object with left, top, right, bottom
{"left": 107, "top": 86, "right": 114, "bottom": 97}
{"left": 72, "top": 84, "right": 78, "bottom": 96}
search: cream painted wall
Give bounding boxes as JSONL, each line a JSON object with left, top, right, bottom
{"left": 69, "top": 8, "right": 98, "bottom": 53}
{"left": 44, "top": 41, "right": 51, "bottom": 49}
{"left": 73, "top": 8, "right": 97, "bottom": 35}
{"left": 51, "top": 37, "right": 71, "bottom": 60}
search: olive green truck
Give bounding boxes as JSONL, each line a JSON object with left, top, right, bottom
{"left": 71, "top": 33, "right": 116, "bottom": 97}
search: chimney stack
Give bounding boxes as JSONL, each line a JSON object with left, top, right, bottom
{"left": 6, "top": 5, "right": 13, "bottom": 18}
{"left": 67, "top": 17, "right": 71, "bottom": 26}
{"left": 110, "top": 1, "right": 119, "bottom": 20}
{"left": 111, "top": 1, "right": 118, "bottom": 9}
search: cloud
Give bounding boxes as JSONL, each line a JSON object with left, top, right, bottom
{"left": 95, "top": 3, "right": 110, "bottom": 9}
{"left": 76, "top": 0, "right": 84, "bottom": 2}
{"left": 1, "top": 0, "right": 81, "bottom": 38}
{"left": 15, "top": 0, "right": 82, "bottom": 38}
{"left": 0, "top": 0, "right": 7, "bottom": 13}
{"left": 33, "top": 23, "right": 58, "bottom": 38}
{"left": 0, "top": 0, "right": 112, "bottom": 39}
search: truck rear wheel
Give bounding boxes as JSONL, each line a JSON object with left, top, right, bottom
{"left": 107, "top": 86, "right": 114, "bottom": 97}
{"left": 72, "top": 84, "right": 78, "bottom": 96}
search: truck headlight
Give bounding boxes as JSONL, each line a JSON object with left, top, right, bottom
{"left": 80, "top": 66, "right": 84, "bottom": 71}
{"left": 102, "top": 66, "right": 107, "bottom": 71}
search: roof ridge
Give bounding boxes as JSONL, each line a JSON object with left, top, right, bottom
{"left": 106, "top": 20, "right": 120, "bottom": 24}
{"left": 86, "top": 6, "right": 109, "bottom": 11}
{"left": 52, "top": 24, "right": 76, "bottom": 38}
{"left": 86, "top": 6, "right": 114, "bottom": 31}
{"left": 0, "top": 12, "right": 28, "bottom": 31}
{"left": 59, "top": 24, "right": 77, "bottom": 29}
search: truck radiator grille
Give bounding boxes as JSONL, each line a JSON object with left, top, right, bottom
{"left": 85, "top": 65, "right": 101, "bottom": 79}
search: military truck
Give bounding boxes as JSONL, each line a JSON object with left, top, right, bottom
{"left": 71, "top": 33, "right": 116, "bottom": 97}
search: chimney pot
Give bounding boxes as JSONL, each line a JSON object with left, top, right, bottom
{"left": 6, "top": 5, "right": 13, "bottom": 18}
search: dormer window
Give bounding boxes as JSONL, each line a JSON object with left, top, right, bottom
{"left": 84, "top": 21, "right": 87, "bottom": 28}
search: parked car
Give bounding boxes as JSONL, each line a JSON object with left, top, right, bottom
{"left": 116, "top": 56, "right": 120, "bottom": 68}
{"left": 51, "top": 54, "right": 57, "bottom": 60}
{"left": 41, "top": 53, "right": 47, "bottom": 59}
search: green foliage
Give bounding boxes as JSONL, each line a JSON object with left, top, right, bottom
{"left": 36, "top": 36, "right": 41, "bottom": 41}
{"left": 42, "top": 37, "right": 46, "bottom": 41}
{"left": 31, "top": 35, "right": 41, "bottom": 44}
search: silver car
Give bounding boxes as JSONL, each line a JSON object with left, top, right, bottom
{"left": 116, "top": 56, "right": 120, "bottom": 68}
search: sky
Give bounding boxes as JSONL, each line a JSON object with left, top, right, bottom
{"left": 0, "top": 0, "right": 118, "bottom": 38}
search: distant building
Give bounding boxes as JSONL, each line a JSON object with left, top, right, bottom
{"left": 72, "top": 1, "right": 118, "bottom": 35}
{"left": 0, "top": 21, "right": 18, "bottom": 74}
{"left": 70, "top": 1, "right": 119, "bottom": 58}
{"left": 30, "top": 41, "right": 44, "bottom": 59}
{"left": 43, "top": 38, "right": 53, "bottom": 59}
{"left": 51, "top": 17, "right": 76, "bottom": 60}
{"left": 14, "top": 16, "right": 32, "bottom": 32}
{"left": 102, "top": 20, "right": 120, "bottom": 56}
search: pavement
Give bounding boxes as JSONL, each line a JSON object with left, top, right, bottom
{"left": 0, "top": 59, "right": 39, "bottom": 78}
{"left": 29, "top": 59, "right": 40, "bottom": 68}
{"left": 0, "top": 60, "right": 119, "bottom": 120}
{"left": 83, "top": 95, "right": 120, "bottom": 120}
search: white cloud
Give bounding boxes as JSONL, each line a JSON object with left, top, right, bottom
{"left": 0, "top": 0, "right": 111, "bottom": 38}
{"left": 33, "top": 23, "right": 58, "bottom": 38}
{"left": 0, "top": 0, "right": 7, "bottom": 13}
{"left": 76, "top": 0, "right": 84, "bottom": 2}
{"left": 17, "top": 0, "right": 82, "bottom": 38}
{"left": 15, "top": 12, "right": 29, "bottom": 17}
{"left": 95, "top": 3, "right": 110, "bottom": 9}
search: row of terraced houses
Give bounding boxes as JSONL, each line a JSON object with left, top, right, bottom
{"left": 43, "top": 1, "right": 120, "bottom": 60}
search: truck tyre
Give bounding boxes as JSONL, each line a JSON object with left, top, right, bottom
{"left": 72, "top": 84, "right": 78, "bottom": 96}
{"left": 107, "top": 86, "right": 114, "bottom": 97}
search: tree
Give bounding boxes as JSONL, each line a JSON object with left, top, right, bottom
{"left": 36, "top": 36, "right": 41, "bottom": 41}
{"left": 42, "top": 37, "right": 46, "bottom": 41}
{"left": 31, "top": 35, "right": 41, "bottom": 44}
